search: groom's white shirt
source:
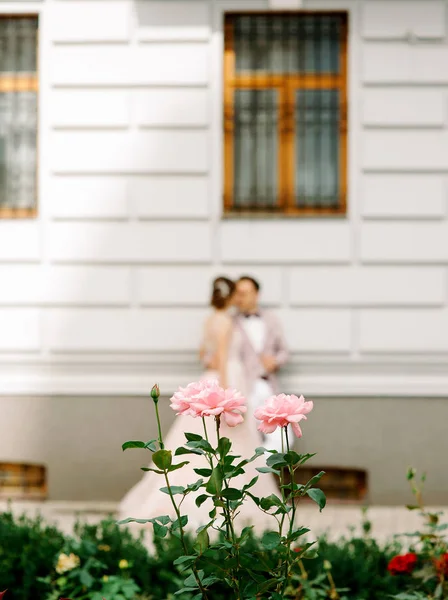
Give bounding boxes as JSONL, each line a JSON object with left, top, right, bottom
{"left": 241, "top": 315, "right": 266, "bottom": 355}
{"left": 240, "top": 314, "right": 283, "bottom": 452}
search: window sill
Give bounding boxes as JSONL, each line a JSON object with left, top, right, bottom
{"left": 0, "top": 208, "right": 37, "bottom": 220}
{"left": 222, "top": 209, "right": 347, "bottom": 220}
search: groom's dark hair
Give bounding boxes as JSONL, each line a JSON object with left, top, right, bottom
{"left": 238, "top": 275, "right": 260, "bottom": 292}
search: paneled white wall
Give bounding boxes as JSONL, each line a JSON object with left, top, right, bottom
{"left": 1, "top": 0, "right": 448, "bottom": 396}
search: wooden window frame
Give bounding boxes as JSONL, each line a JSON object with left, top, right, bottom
{"left": 0, "top": 14, "right": 39, "bottom": 220}
{"left": 223, "top": 11, "right": 348, "bottom": 218}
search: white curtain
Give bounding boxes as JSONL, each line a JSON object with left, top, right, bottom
{"left": 0, "top": 17, "right": 38, "bottom": 210}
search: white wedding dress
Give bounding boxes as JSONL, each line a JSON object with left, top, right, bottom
{"left": 118, "top": 311, "right": 280, "bottom": 535}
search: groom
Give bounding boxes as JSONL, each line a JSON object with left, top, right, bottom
{"left": 203, "top": 275, "right": 289, "bottom": 451}
{"left": 233, "top": 276, "right": 289, "bottom": 452}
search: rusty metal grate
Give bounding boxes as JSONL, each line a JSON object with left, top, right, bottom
{"left": 0, "top": 462, "right": 47, "bottom": 501}
{"left": 291, "top": 466, "right": 368, "bottom": 504}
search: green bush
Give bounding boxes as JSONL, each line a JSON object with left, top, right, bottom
{"left": 0, "top": 508, "right": 410, "bottom": 600}
{"left": 306, "top": 535, "right": 403, "bottom": 600}
{"left": 0, "top": 510, "right": 65, "bottom": 600}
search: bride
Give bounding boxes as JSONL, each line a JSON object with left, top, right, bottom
{"left": 118, "top": 277, "right": 279, "bottom": 532}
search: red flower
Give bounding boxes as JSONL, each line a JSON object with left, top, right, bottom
{"left": 387, "top": 553, "right": 418, "bottom": 576}
{"left": 0, "top": 592, "right": 7, "bottom": 600}
{"left": 435, "top": 553, "right": 448, "bottom": 578}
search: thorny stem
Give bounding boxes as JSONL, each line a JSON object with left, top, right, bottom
{"left": 202, "top": 417, "right": 214, "bottom": 470}
{"left": 202, "top": 417, "right": 209, "bottom": 443}
{"left": 153, "top": 400, "right": 164, "bottom": 450}
{"left": 286, "top": 426, "right": 297, "bottom": 533}
{"left": 215, "top": 415, "right": 241, "bottom": 599}
{"left": 163, "top": 470, "right": 209, "bottom": 600}
{"left": 276, "top": 426, "right": 289, "bottom": 594}
{"left": 281, "top": 427, "right": 297, "bottom": 597}
{"left": 152, "top": 393, "right": 207, "bottom": 598}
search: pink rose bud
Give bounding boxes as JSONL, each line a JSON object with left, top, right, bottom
{"left": 151, "top": 384, "right": 160, "bottom": 402}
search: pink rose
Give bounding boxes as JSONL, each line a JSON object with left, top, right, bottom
{"left": 170, "top": 379, "right": 247, "bottom": 427}
{"left": 170, "top": 380, "right": 209, "bottom": 416}
{"left": 254, "top": 393, "right": 313, "bottom": 438}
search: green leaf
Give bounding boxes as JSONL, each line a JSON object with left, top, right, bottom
{"left": 168, "top": 461, "right": 189, "bottom": 472}
{"left": 406, "top": 467, "right": 416, "bottom": 481}
{"left": 280, "top": 481, "right": 304, "bottom": 493}
{"left": 122, "top": 441, "right": 145, "bottom": 451}
{"left": 144, "top": 439, "right": 158, "bottom": 451}
{"left": 221, "top": 487, "right": 243, "bottom": 500}
{"left": 287, "top": 527, "right": 310, "bottom": 542}
{"left": 173, "top": 555, "right": 196, "bottom": 569}
{"left": 80, "top": 569, "right": 94, "bottom": 587}
{"left": 246, "top": 492, "right": 260, "bottom": 506}
{"left": 303, "top": 471, "right": 326, "bottom": 491}
{"left": 306, "top": 488, "right": 326, "bottom": 512}
{"left": 254, "top": 446, "right": 268, "bottom": 455}
{"left": 261, "top": 531, "right": 282, "bottom": 550}
{"left": 187, "top": 478, "right": 204, "bottom": 492}
{"left": 172, "top": 515, "right": 188, "bottom": 530}
{"left": 185, "top": 432, "right": 203, "bottom": 442}
{"left": 256, "top": 467, "right": 280, "bottom": 475}
{"left": 202, "top": 575, "right": 220, "bottom": 586}
{"left": 141, "top": 467, "right": 164, "bottom": 474}
{"left": 194, "top": 468, "right": 212, "bottom": 477}
{"left": 153, "top": 522, "right": 168, "bottom": 538}
{"left": 260, "top": 494, "right": 283, "bottom": 511}
{"left": 239, "top": 525, "right": 254, "bottom": 543}
{"left": 218, "top": 436, "right": 232, "bottom": 458}
{"left": 153, "top": 449, "right": 172, "bottom": 470}
{"left": 154, "top": 515, "right": 171, "bottom": 525}
{"left": 284, "top": 451, "right": 302, "bottom": 466}
{"left": 205, "top": 466, "right": 223, "bottom": 495}
{"left": 184, "top": 571, "right": 203, "bottom": 588}
{"left": 266, "top": 453, "right": 288, "bottom": 468}
{"left": 243, "top": 476, "right": 259, "bottom": 491}
{"left": 174, "top": 587, "right": 198, "bottom": 596}
{"left": 195, "top": 494, "right": 209, "bottom": 508}
{"left": 117, "top": 517, "right": 153, "bottom": 525}
{"left": 297, "top": 452, "right": 316, "bottom": 465}
{"left": 194, "top": 528, "right": 210, "bottom": 553}
{"left": 175, "top": 446, "right": 203, "bottom": 456}
{"left": 188, "top": 439, "right": 215, "bottom": 453}
{"left": 160, "top": 485, "right": 185, "bottom": 495}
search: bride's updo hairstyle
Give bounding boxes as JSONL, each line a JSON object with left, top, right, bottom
{"left": 211, "top": 276, "right": 235, "bottom": 309}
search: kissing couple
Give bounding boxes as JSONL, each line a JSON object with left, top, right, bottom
{"left": 119, "top": 275, "right": 289, "bottom": 532}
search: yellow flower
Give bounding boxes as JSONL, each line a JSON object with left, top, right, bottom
{"left": 98, "top": 544, "right": 111, "bottom": 552}
{"left": 118, "top": 559, "right": 129, "bottom": 569}
{"left": 102, "top": 575, "right": 109, "bottom": 583}
{"left": 55, "top": 553, "right": 80, "bottom": 574}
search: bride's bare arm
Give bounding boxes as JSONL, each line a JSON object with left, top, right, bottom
{"left": 216, "top": 317, "right": 232, "bottom": 389}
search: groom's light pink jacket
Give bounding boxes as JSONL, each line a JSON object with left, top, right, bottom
{"left": 234, "top": 309, "right": 289, "bottom": 395}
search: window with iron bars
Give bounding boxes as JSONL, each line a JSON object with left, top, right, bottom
{"left": 0, "top": 15, "right": 38, "bottom": 219}
{"left": 223, "top": 12, "right": 348, "bottom": 216}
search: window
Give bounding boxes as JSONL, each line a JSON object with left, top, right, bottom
{"left": 223, "top": 12, "right": 348, "bottom": 216}
{"left": 0, "top": 16, "right": 38, "bottom": 219}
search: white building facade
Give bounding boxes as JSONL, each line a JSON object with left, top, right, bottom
{"left": 0, "top": 0, "right": 447, "bottom": 504}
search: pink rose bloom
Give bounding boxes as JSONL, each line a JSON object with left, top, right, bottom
{"left": 170, "top": 380, "right": 209, "bottom": 416}
{"left": 254, "top": 393, "right": 313, "bottom": 438}
{"left": 170, "top": 379, "right": 247, "bottom": 427}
